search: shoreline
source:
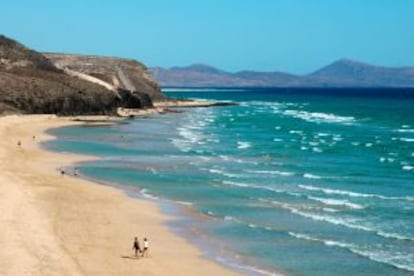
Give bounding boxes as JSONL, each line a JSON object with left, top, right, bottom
{"left": 0, "top": 114, "right": 240, "bottom": 275}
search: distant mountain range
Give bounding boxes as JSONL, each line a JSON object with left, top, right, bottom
{"left": 150, "top": 59, "right": 414, "bottom": 87}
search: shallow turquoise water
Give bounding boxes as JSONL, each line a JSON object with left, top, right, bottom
{"left": 47, "top": 89, "right": 414, "bottom": 275}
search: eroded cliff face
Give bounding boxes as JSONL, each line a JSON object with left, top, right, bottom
{"left": 44, "top": 53, "right": 164, "bottom": 101}
{"left": 0, "top": 34, "right": 164, "bottom": 116}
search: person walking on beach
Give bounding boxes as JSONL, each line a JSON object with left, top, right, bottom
{"left": 132, "top": 237, "right": 141, "bottom": 258}
{"left": 17, "top": 140, "right": 21, "bottom": 147}
{"left": 142, "top": 237, "right": 149, "bottom": 257}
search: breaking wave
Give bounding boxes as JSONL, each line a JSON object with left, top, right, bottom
{"left": 299, "top": 184, "right": 414, "bottom": 202}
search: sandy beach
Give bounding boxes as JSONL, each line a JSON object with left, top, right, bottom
{"left": 0, "top": 114, "right": 239, "bottom": 275}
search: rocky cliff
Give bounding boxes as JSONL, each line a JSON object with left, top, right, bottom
{"left": 0, "top": 34, "right": 164, "bottom": 116}
{"left": 44, "top": 53, "right": 164, "bottom": 100}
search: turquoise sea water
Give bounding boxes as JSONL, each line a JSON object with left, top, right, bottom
{"left": 46, "top": 88, "right": 414, "bottom": 275}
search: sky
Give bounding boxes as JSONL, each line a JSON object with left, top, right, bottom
{"left": 1, "top": 0, "right": 414, "bottom": 74}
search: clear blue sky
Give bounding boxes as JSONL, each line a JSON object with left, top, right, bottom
{"left": 1, "top": 0, "right": 413, "bottom": 74}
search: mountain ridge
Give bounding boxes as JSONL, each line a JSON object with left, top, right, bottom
{"left": 150, "top": 59, "right": 414, "bottom": 87}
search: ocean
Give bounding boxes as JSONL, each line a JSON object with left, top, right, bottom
{"left": 46, "top": 88, "right": 414, "bottom": 275}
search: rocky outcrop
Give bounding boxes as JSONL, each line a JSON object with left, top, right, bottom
{"left": 0, "top": 34, "right": 165, "bottom": 116}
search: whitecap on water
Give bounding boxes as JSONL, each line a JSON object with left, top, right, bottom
{"left": 298, "top": 184, "right": 414, "bottom": 201}
{"left": 246, "top": 169, "right": 294, "bottom": 176}
{"left": 282, "top": 110, "right": 356, "bottom": 124}
{"left": 312, "top": 147, "right": 323, "bottom": 153}
{"left": 307, "top": 196, "right": 365, "bottom": 209}
{"left": 396, "top": 128, "right": 414, "bottom": 133}
{"left": 303, "top": 173, "right": 322, "bottom": 179}
{"left": 402, "top": 165, "right": 414, "bottom": 171}
{"left": 287, "top": 232, "right": 414, "bottom": 272}
{"left": 237, "top": 141, "right": 252, "bottom": 149}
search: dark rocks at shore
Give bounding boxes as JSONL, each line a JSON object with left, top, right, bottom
{"left": 116, "top": 88, "right": 153, "bottom": 109}
{"left": 0, "top": 34, "right": 165, "bottom": 116}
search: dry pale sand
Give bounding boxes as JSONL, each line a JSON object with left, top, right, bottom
{"left": 0, "top": 115, "right": 239, "bottom": 276}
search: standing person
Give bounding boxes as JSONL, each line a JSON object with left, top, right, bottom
{"left": 142, "top": 237, "right": 149, "bottom": 257}
{"left": 132, "top": 237, "right": 141, "bottom": 258}
{"left": 17, "top": 140, "right": 21, "bottom": 147}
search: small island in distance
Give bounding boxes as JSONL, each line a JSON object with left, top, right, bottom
{"left": 151, "top": 59, "right": 414, "bottom": 88}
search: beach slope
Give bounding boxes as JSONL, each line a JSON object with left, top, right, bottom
{"left": 0, "top": 115, "right": 238, "bottom": 275}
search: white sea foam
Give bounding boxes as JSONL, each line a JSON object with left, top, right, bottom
{"left": 288, "top": 232, "right": 414, "bottom": 272}
{"left": 223, "top": 215, "right": 243, "bottom": 224}
{"left": 402, "top": 165, "right": 414, "bottom": 171}
{"left": 222, "top": 180, "right": 250, "bottom": 188}
{"left": 237, "top": 141, "right": 252, "bottom": 149}
{"left": 288, "top": 232, "right": 352, "bottom": 249}
{"left": 140, "top": 189, "right": 159, "bottom": 200}
{"left": 208, "top": 169, "right": 241, "bottom": 178}
{"left": 322, "top": 207, "right": 339, "bottom": 213}
{"left": 303, "top": 173, "right": 322, "bottom": 179}
{"left": 400, "top": 138, "right": 414, "bottom": 142}
{"left": 312, "top": 147, "right": 323, "bottom": 153}
{"left": 222, "top": 181, "right": 301, "bottom": 197}
{"left": 284, "top": 206, "right": 414, "bottom": 241}
{"left": 174, "top": 200, "right": 193, "bottom": 206}
{"left": 298, "top": 184, "right": 414, "bottom": 201}
{"left": 246, "top": 169, "right": 294, "bottom": 176}
{"left": 349, "top": 248, "right": 414, "bottom": 272}
{"left": 396, "top": 128, "right": 414, "bottom": 133}
{"left": 282, "top": 110, "right": 355, "bottom": 124}
{"left": 206, "top": 211, "right": 215, "bottom": 216}
{"left": 248, "top": 223, "right": 258, "bottom": 228}
{"left": 289, "top": 130, "right": 303, "bottom": 135}
{"left": 308, "top": 196, "right": 364, "bottom": 209}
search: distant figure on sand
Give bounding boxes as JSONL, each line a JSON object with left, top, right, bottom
{"left": 17, "top": 140, "right": 21, "bottom": 147}
{"left": 61, "top": 169, "right": 65, "bottom": 176}
{"left": 142, "top": 237, "right": 149, "bottom": 257}
{"left": 74, "top": 168, "right": 79, "bottom": 176}
{"left": 132, "top": 237, "right": 141, "bottom": 258}
{"left": 32, "top": 135, "right": 36, "bottom": 140}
